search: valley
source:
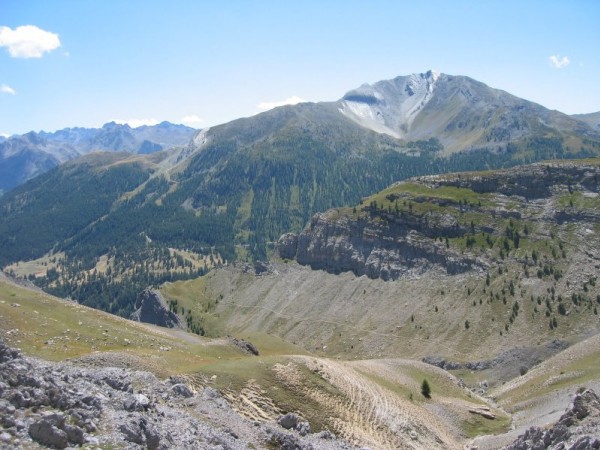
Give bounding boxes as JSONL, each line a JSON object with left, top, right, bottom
{"left": 1, "top": 72, "right": 600, "bottom": 449}
{"left": 2, "top": 157, "right": 600, "bottom": 448}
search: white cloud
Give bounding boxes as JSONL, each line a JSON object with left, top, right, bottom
{"left": 113, "top": 118, "right": 160, "bottom": 128}
{"left": 549, "top": 55, "right": 570, "bottom": 69}
{"left": 1, "top": 84, "right": 16, "bottom": 95}
{"left": 180, "top": 114, "right": 204, "bottom": 127}
{"left": 257, "top": 95, "right": 306, "bottom": 111}
{"left": 0, "top": 132, "right": 10, "bottom": 138}
{"left": 0, "top": 25, "right": 61, "bottom": 58}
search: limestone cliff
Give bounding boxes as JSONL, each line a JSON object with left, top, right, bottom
{"left": 278, "top": 212, "right": 482, "bottom": 281}
{"left": 278, "top": 160, "right": 600, "bottom": 281}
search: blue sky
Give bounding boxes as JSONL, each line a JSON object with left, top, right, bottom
{"left": 1, "top": 0, "right": 599, "bottom": 136}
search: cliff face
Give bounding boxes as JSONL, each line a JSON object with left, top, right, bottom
{"left": 278, "top": 160, "right": 600, "bottom": 281}
{"left": 279, "top": 212, "right": 482, "bottom": 281}
{"left": 428, "top": 163, "right": 600, "bottom": 199}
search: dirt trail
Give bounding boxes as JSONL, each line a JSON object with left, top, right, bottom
{"left": 274, "top": 356, "right": 463, "bottom": 449}
{"left": 223, "top": 379, "right": 284, "bottom": 422}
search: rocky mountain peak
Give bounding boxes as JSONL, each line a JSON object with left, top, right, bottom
{"left": 338, "top": 70, "right": 599, "bottom": 153}
{"left": 102, "top": 121, "right": 129, "bottom": 130}
{"left": 339, "top": 71, "right": 444, "bottom": 139}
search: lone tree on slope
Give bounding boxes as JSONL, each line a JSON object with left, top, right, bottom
{"left": 421, "top": 379, "right": 431, "bottom": 398}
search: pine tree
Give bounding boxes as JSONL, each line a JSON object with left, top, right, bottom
{"left": 421, "top": 379, "right": 431, "bottom": 398}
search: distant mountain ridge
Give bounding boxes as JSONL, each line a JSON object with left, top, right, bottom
{"left": 2, "top": 71, "right": 599, "bottom": 197}
{"left": 1, "top": 71, "right": 600, "bottom": 317}
{"left": 572, "top": 111, "right": 600, "bottom": 131}
{"left": 0, "top": 121, "right": 197, "bottom": 194}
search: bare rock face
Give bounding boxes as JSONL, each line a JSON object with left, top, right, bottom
{"left": 504, "top": 389, "right": 600, "bottom": 450}
{"left": 130, "top": 289, "right": 182, "bottom": 329}
{"left": 437, "top": 163, "right": 600, "bottom": 200}
{"left": 278, "top": 211, "right": 483, "bottom": 281}
{"left": 277, "top": 161, "right": 600, "bottom": 282}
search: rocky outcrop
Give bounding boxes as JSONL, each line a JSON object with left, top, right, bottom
{"left": 278, "top": 210, "right": 484, "bottom": 281}
{"left": 229, "top": 337, "right": 260, "bottom": 356}
{"left": 0, "top": 339, "right": 353, "bottom": 449}
{"left": 278, "top": 233, "right": 298, "bottom": 260}
{"left": 277, "top": 161, "right": 600, "bottom": 282}
{"left": 130, "top": 289, "right": 182, "bottom": 329}
{"left": 277, "top": 413, "right": 311, "bottom": 436}
{"left": 504, "top": 389, "right": 600, "bottom": 450}
{"left": 423, "top": 340, "right": 570, "bottom": 385}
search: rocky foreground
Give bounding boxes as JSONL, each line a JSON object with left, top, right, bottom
{"left": 0, "top": 340, "right": 352, "bottom": 449}
{"left": 2, "top": 336, "right": 600, "bottom": 449}
{"left": 505, "top": 388, "right": 600, "bottom": 450}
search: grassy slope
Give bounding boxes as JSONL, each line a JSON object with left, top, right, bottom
{"left": 0, "top": 275, "right": 513, "bottom": 448}
{"left": 0, "top": 276, "right": 245, "bottom": 375}
{"left": 153, "top": 160, "right": 600, "bottom": 421}
{"left": 492, "top": 333, "right": 600, "bottom": 410}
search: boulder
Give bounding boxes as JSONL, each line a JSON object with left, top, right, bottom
{"left": 0, "top": 340, "right": 21, "bottom": 363}
{"left": 119, "top": 419, "right": 145, "bottom": 445}
{"left": 171, "top": 383, "right": 194, "bottom": 398}
{"left": 278, "top": 413, "right": 300, "bottom": 430}
{"left": 124, "top": 393, "right": 151, "bottom": 412}
{"left": 119, "top": 416, "right": 161, "bottom": 449}
{"left": 28, "top": 413, "right": 69, "bottom": 449}
{"left": 296, "top": 421, "right": 311, "bottom": 436}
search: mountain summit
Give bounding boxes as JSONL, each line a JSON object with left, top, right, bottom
{"left": 340, "top": 70, "right": 441, "bottom": 139}
{"left": 339, "top": 71, "right": 596, "bottom": 152}
{"left": 2, "top": 72, "right": 599, "bottom": 196}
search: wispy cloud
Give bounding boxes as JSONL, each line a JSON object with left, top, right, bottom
{"left": 113, "top": 118, "right": 160, "bottom": 128}
{"left": 180, "top": 114, "right": 204, "bottom": 127}
{"left": 257, "top": 95, "right": 305, "bottom": 111}
{"left": 549, "top": 55, "right": 570, "bottom": 69}
{"left": 0, "top": 25, "right": 61, "bottom": 58}
{"left": 1, "top": 84, "right": 16, "bottom": 95}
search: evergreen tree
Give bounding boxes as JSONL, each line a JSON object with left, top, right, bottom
{"left": 421, "top": 379, "right": 431, "bottom": 398}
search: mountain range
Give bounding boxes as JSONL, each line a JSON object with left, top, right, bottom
{"left": 0, "top": 121, "right": 196, "bottom": 194}
{"left": 1, "top": 70, "right": 600, "bottom": 449}
{"left": 1, "top": 71, "right": 600, "bottom": 313}
{"left": 2, "top": 71, "right": 600, "bottom": 198}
